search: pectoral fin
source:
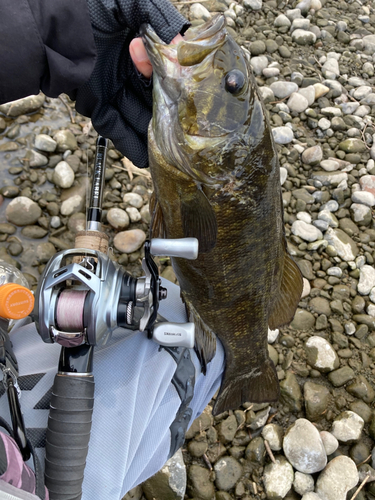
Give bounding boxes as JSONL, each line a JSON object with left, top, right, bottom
{"left": 179, "top": 186, "right": 217, "bottom": 253}
{"left": 268, "top": 253, "right": 303, "bottom": 330}
{"left": 150, "top": 192, "right": 165, "bottom": 239}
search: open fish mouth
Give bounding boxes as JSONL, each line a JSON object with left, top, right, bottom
{"left": 140, "top": 14, "right": 227, "bottom": 74}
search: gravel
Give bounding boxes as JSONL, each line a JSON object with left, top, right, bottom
{"left": 2, "top": 0, "right": 375, "bottom": 499}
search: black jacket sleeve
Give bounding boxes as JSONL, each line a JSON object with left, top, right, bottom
{"left": 0, "top": 0, "right": 97, "bottom": 104}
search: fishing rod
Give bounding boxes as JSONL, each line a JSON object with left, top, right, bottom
{"left": 34, "top": 136, "right": 198, "bottom": 500}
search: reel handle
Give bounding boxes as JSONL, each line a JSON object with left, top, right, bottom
{"left": 150, "top": 238, "right": 198, "bottom": 260}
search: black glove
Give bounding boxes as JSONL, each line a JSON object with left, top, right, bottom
{"left": 71, "top": 0, "right": 189, "bottom": 169}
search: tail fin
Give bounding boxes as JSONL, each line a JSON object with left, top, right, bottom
{"left": 212, "top": 358, "right": 279, "bottom": 416}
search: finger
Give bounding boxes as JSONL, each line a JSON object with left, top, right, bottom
{"left": 129, "top": 38, "right": 153, "bottom": 79}
{"left": 130, "top": 34, "right": 184, "bottom": 79}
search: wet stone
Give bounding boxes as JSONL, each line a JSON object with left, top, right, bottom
{"left": 113, "top": 229, "right": 146, "bottom": 254}
{"left": 142, "top": 448, "right": 187, "bottom": 500}
{"left": 315, "top": 456, "right": 358, "bottom": 500}
{"left": 272, "top": 127, "right": 294, "bottom": 144}
{"left": 293, "top": 472, "right": 314, "bottom": 496}
{"left": 6, "top": 196, "right": 42, "bottom": 226}
{"left": 327, "top": 366, "right": 355, "bottom": 387}
{"left": 7, "top": 242, "right": 23, "bottom": 256}
{"left": 60, "top": 195, "right": 84, "bottom": 216}
{"left": 53, "top": 129, "right": 78, "bottom": 152}
{"left": 331, "top": 411, "right": 364, "bottom": 444}
{"left": 187, "top": 465, "right": 215, "bottom": 500}
{"left": 304, "top": 381, "right": 331, "bottom": 421}
{"left": 34, "top": 134, "right": 57, "bottom": 152}
{"left": 53, "top": 161, "right": 75, "bottom": 189}
{"left": 217, "top": 415, "right": 237, "bottom": 444}
{"left": 352, "top": 295, "right": 366, "bottom": 314}
{"left": 346, "top": 375, "right": 375, "bottom": 403}
{"left": 0, "top": 223, "right": 16, "bottom": 235}
{"left": 349, "top": 400, "right": 373, "bottom": 423}
{"left": 353, "top": 314, "right": 375, "bottom": 330}
{"left": 188, "top": 440, "right": 208, "bottom": 458}
{"left": 309, "top": 297, "right": 331, "bottom": 316}
{"left": 290, "top": 309, "right": 315, "bottom": 330}
{"left": 280, "top": 370, "right": 302, "bottom": 413}
{"left": 0, "top": 93, "right": 45, "bottom": 116}
{"left": 350, "top": 442, "right": 370, "bottom": 465}
{"left": 324, "top": 228, "right": 359, "bottom": 262}
{"left": 283, "top": 419, "right": 326, "bottom": 474}
{"left": 214, "top": 456, "right": 243, "bottom": 491}
{"left": 292, "top": 221, "right": 322, "bottom": 242}
{"left": 0, "top": 186, "right": 20, "bottom": 198}
{"left": 107, "top": 208, "right": 130, "bottom": 230}
{"left": 261, "top": 424, "right": 284, "bottom": 451}
{"left": 263, "top": 456, "right": 294, "bottom": 500}
{"left": 305, "top": 336, "right": 339, "bottom": 373}
{"left": 21, "top": 225, "right": 48, "bottom": 239}
{"left": 319, "top": 431, "right": 338, "bottom": 456}
{"left": 350, "top": 204, "right": 372, "bottom": 226}
{"left": 297, "top": 260, "right": 315, "bottom": 280}
{"left": 358, "top": 265, "right": 375, "bottom": 295}
{"left": 245, "top": 436, "right": 265, "bottom": 464}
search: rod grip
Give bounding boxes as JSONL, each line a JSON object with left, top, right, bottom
{"left": 45, "top": 373, "right": 95, "bottom": 500}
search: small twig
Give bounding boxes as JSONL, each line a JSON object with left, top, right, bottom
{"left": 203, "top": 453, "right": 213, "bottom": 471}
{"left": 269, "top": 96, "right": 289, "bottom": 105}
{"left": 59, "top": 95, "right": 75, "bottom": 123}
{"left": 264, "top": 439, "right": 276, "bottom": 464}
{"left": 357, "top": 454, "right": 372, "bottom": 468}
{"left": 313, "top": 56, "right": 322, "bottom": 68}
{"left": 248, "top": 428, "right": 253, "bottom": 440}
{"left": 361, "top": 123, "right": 371, "bottom": 150}
{"left": 252, "top": 482, "right": 258, "bottom": 495}
{"left": 244, "top": 404, "right": 254, "bottom": 413}
{"left": 350, "top": 473, "right": 370, "bottom": 500}
{"left": 266, "top": 411, "right": 278, "bottom": 424}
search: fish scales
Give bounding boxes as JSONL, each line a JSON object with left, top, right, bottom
{"left": 143, "top": 15, "right": 303, "bottom": 415}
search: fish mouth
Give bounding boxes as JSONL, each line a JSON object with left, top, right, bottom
{"left": 140, "top": 14, "right": 227, "bottom": 74}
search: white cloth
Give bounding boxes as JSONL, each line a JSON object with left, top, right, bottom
{"left": 0, "top": 280, "right": 225, "bottom": 499}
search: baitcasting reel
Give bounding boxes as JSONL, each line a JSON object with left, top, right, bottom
{"left": 34, "top": 237, "right": 197, "bottom": 350}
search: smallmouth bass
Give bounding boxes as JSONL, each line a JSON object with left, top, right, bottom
{"left": 142, "top": 15, "right": 303, "bottom": 415}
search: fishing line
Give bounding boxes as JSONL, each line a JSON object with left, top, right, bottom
{"left": 56, "top": 289, "right": 88, "bottom": 332}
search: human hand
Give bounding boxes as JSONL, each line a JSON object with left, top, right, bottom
{"left": 129, "top": 34, "right": 184, "bottom": 79}
{"left": 71, "top": 0, "right": 189, "bottom": 169}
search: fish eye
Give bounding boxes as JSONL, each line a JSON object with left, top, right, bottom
{"left": 224, "top": 70, "right": 246, "bottom": 95}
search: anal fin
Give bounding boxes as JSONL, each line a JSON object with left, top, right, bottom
{"left": 269, "top": 253, "right": 303, "bottom": 330}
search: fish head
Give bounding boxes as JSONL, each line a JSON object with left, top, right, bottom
{"left": 142, "top": 15, "right": 257, "bottom": 181}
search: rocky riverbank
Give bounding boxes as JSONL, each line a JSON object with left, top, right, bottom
{"left": 1, "top": 0, "right": 375, "bottom": 499}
